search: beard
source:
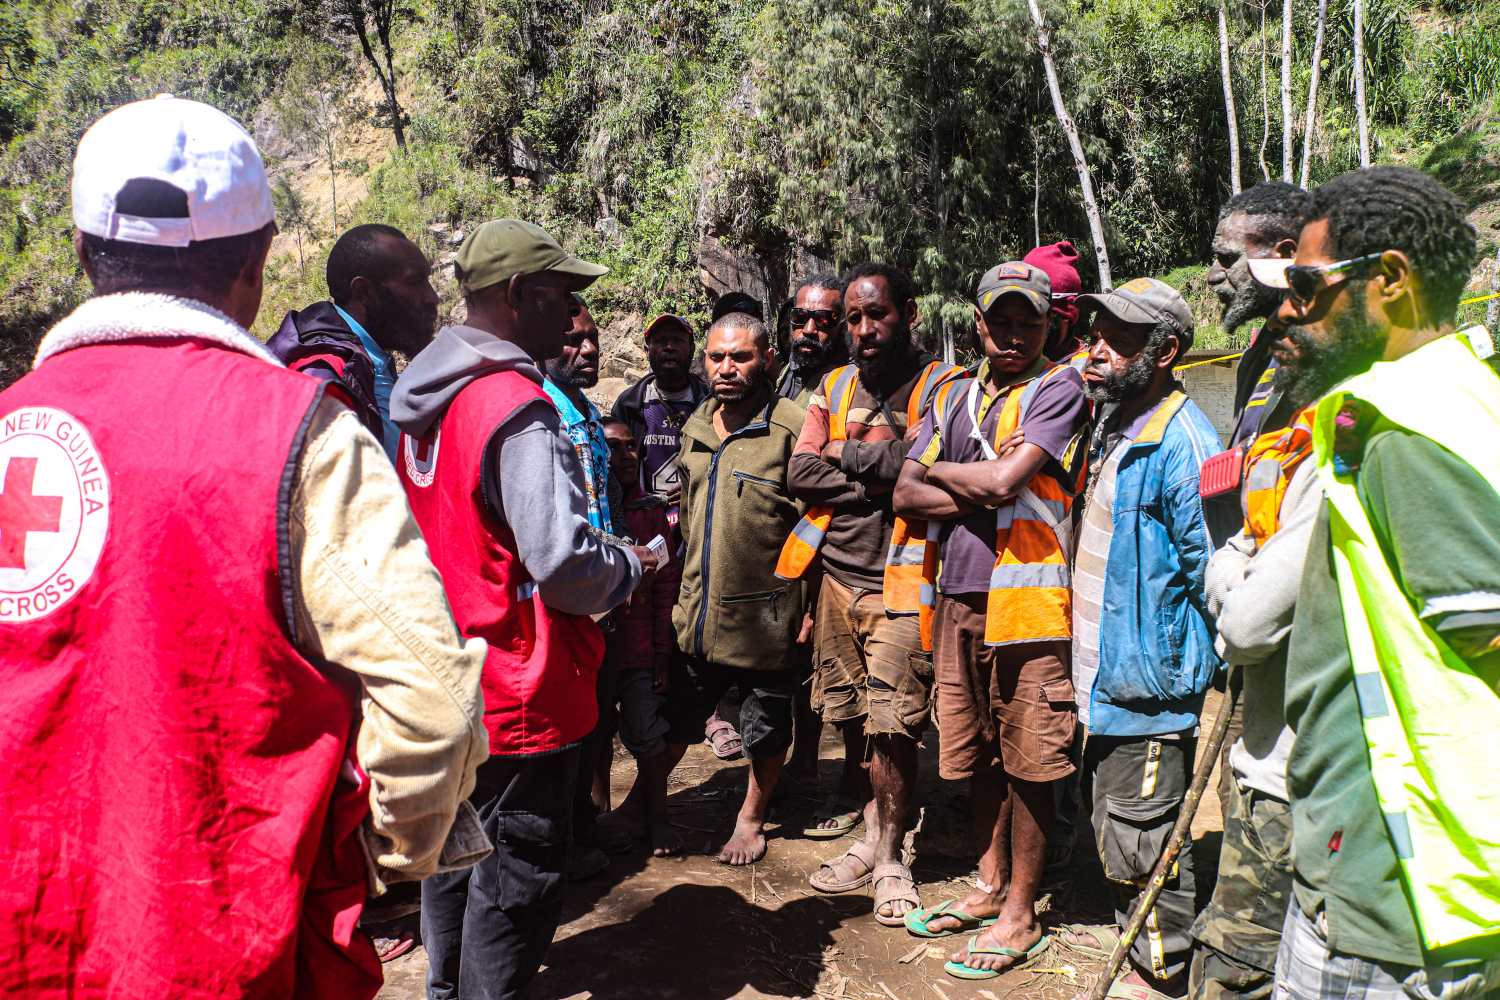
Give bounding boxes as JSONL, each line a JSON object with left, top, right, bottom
{"left": 790, "top": 334, "right": 834, "bottom": 370}
{"left": 850, "top": 322, "right": 914, "bottom": 385}
{"left": 549, "top": 352, "right": 598, "bottom": 389}
{"left": 1271, "top": 289, "right": 1387, "bottom": 410}
{"left": 712, "top": 373, "right": 760, "bottom": 402}
{"left": 1220, "top": 280, "right": 1285, "bottom": 335}
{"left": 1085, "top": 347, "right": 1159, "bottom": 404}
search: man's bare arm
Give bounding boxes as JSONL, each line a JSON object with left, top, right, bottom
{"left": 927, "top": 442, "right": 1052, "bottom": 507}
{"left": 893, "top": 458, "right": 974, "bottom": 520}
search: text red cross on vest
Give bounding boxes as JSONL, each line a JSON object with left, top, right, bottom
{"left": 0, "top": 457, "right": 64, "bottom": 570}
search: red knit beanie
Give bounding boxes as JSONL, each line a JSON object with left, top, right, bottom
{"left": 1024, "top": 241, "right": 1083, "bottom": 323}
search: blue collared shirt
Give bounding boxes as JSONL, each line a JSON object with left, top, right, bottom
{"left": 542, "top": 377, "right": 615, "bottom": 535}
{"left": 333, "top": 304, "right": 399, "bottom": 461}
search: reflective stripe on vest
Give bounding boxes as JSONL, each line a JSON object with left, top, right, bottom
{"left": 981, "top": 364, "right": 1079, "bottom": 647}
{"left": 1312, "top": 331, "right": 1500, "bottom": 957}
{"left": 882, "top": 363, "right": 963, "bottom": 616}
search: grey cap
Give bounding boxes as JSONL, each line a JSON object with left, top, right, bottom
{"left": 1080, "top": 277, "right": 1195, "bottom": 348}
{"left": 975, "top": 261, "right": 1052, "bottom": 316}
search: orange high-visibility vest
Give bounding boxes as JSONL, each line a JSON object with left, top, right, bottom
{"left": 1241, "top": 404, "right": 1316, "bottom": 547}
{"left": 775, "top": 360, "right": 962, "bottom": 619}
{"left": 931, "top": 364, "right": 1083, "bottom": 647}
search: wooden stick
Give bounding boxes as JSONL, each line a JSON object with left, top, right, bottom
{"left": 1084, "top": 683, "right": 1241, "bottom": 1000}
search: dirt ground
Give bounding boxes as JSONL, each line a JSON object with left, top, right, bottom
{"left": 376, "top": 691, "right": 1227, "bottom": 1000}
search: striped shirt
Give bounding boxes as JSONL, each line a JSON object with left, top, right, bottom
{"left": 1070, "top": 440, "right": 1124, "bottom": 726}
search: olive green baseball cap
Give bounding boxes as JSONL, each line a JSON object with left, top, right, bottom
{"left": 1079, "top": 277, "right": 1195, "bottom": 348}
{"left": 455, "top": 219, "right": 607, "bottom": 293}
{"left": 975, "top": 261, "right": 1051, "bottom": 315}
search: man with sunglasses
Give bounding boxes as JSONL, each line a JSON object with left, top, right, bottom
{"left": 1250, "top": 167, "right": 1500, "bottom": 999}
{"left": 778, "top": 274, "right": 851, "bottom": 406}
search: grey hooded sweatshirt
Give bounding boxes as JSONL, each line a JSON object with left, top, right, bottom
{"left": 392, "top": 324, "right": 640, "bottom": 615}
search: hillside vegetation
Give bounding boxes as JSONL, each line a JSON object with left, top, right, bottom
{"left": 3, "top": 0, "right": 1498, "bottom": 380}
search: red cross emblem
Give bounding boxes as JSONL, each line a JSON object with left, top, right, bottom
{"left": 0, "top": 457, "right": 63, "bottom": 570}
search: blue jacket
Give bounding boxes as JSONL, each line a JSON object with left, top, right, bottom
{"left": 1088, "top": 390, "right": 1223, "bottom": 737}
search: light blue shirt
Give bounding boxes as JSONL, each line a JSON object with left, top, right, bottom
{"left": 333, "top": 304, "right": 399, "bottom": 461}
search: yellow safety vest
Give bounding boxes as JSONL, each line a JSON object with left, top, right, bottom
{"left": 775, "top": 360, "right": 962, "bottom": 625}
{"left": 1311, "top": 331, "right": 1500, "bottom": 959}
{"left": 1241, "top": 403, "right": 1316, "bottom": 546}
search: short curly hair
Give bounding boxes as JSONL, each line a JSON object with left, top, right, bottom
{"left": 1310, "top": 166, "right": 1476, "bottom": 324}
{"left": 1218, "top": 181, "right": 1314, "bottom": 245}
{"left": 842, "top": 262, "right": 918, "bottom": 308}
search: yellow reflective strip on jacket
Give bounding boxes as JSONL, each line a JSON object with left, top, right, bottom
{"left": 1241, "top": 404, "right": 1316, "bottom": 547}
{"left": 1311, "top": 331, "right": 1500, "bottom": 958}
{"left": 983, "top": 363, "right": 1077, "bottom": 647}
{"left": 883, "top": 361, "right": 963, "bottom": 616}
{"left": 774, "top": 367, "right": 856, "bottom": 581}
{"left": 915, "top": 377, "right": 967, "bottom": 649}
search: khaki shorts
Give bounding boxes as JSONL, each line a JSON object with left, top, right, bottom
{"left": 811, "top": 574, "right": 930, "bottom": 738}
{"left": 932, "top": 593, "right": 1077, "bottom": 782}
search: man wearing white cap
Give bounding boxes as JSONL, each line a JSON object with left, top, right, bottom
{"left": 0, "top": 96, "right": 490, "bottom": 999}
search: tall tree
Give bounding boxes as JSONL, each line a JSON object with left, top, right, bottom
{"left": 1258, "top": 0, "right": 1272, "bottom": 181}
{"left": 1280, "top": 0, "right": 1294, "bottom": 180}
{"left": 336, "top": 0, "right": 410, "bottom": 150}
{"left": 1299, "top": 0, "right": 1328, "bottom": 186}
{"left": 1218, "top": 0, "right": 1242, "bottom": 194}
{"left": 1353, "top": 0, "right": 1371, "bottom": 165}
{"left": 1026, "top": 0, "right": 1112, "bottom": 288}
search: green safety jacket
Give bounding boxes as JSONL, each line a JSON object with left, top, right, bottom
{"left": 1311, "top": 331, "right": 1500, "bottom": 960}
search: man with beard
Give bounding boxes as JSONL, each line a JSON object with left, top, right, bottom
{"left": 270, "top": 224, "right": 440, "bottom": 460}
{"left": 782, "top": 263, "right": 962, "bottom": 926}
{"left": 1250, "top": 167, "right": 1500, "bottom": 998}
{"left": 664, "top": 312, "right": 806, "bottom": 864}
{"left": 1204, "top": 183, "right": 1312, "bottom": 449}
{"left": 1060, "top": 278, "right": 1221, "bottom": 1000}
{"left": 778, "top": 274, "right": 851, "bottom": 405}
{"left": 611, "top": 313, "right": 708, "bottom": 512}
{"left": 893, "top": 262, "right": 1089, "bottom": 980}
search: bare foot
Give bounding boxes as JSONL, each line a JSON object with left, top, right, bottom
{"left": 715, "top": 819, "right": 767, "bottom": 866}
{"left": 596, "top": 808, "right": 645, "bottom": 844}
{"left": 948, "top": 915, "right": 1044, "bottom": 974}
{"left": 920, "top": 886, "right": 1007, "bottom": 935}
{"left": 650, "top": 816, "right": 683, "bottom": 858}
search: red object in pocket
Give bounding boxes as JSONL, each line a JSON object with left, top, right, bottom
{"left": 1199, "top": 447, "right": 1245, "bottom": 498}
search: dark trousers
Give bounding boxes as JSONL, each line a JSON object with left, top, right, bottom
{"left": 421, "top": 748, "right": 581, "bottom": 1000}
{"left": 1085, "top": 732, "right": 1198, "bottom": 986}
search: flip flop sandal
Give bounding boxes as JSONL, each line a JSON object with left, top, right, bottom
{"left": 904, "top": 899, "right": 1000, "bottom": 938}
{"left": 372, "top": 931, "right": 416, "bottom": 963}
{"left": 1105, "top": 977, "right": 1180, "bottom": 1000}
{"left": 943, "top": 932, "right": 1051, "bottom": 981}
{"left": 1055, "top": 922, "right": 1122, "bottom": 961}
{"left": 809, "top": 840, "right": 878, "bottom": 893}
{"left": 802, "top": 795, "right": 864, "bottom": 839}
{"left": 871, "top": 862, "right": 920, "bottom": 927}
{"left": 705, "top": 718, "right": 743, "bottom": 761}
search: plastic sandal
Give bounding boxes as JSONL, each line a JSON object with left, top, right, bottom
{"left": 904, "top": 899, "right": 1000, "bottom": 938}
{"left": 943, "top": 932, "right": 1051, "bottom": 980}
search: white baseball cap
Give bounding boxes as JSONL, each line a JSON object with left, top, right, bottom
{"left": 71, "top": 95, "right": 274, "bottom": 247}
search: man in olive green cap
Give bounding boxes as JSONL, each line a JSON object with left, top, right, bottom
{"left": 392, "top": 219, "right": 659, "bottom": 1000}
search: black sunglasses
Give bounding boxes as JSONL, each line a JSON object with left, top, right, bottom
{"left": 789, "top": 307, "right": 842, "bottom": 329}
{"left": 1285, "top": 253, "right": 1385, "bottom": 306}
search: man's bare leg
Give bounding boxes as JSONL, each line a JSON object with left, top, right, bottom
{"left": 786, "top": 683, "right": 823, "bottom": 780}
{"left": 922, "top": 766, "right": 1012, "bottom": 934}
{"left": 808, "top": 719, "right": 870, "bottom": 832}
{"left": 718, "top": 752, "right": 782, "bottom": 865}
{"left": 870, "top": 733, "right": 919, "bottom": 921}
{"left": 603, "top": 743, "right": 690, "bottom": 848}
{"left": 950, "top": 776, "right": 1051, "bottom": 973}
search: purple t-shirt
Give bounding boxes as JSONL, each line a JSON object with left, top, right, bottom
{"left": 907, "top": 365, "right": 1089, "bottom": 594}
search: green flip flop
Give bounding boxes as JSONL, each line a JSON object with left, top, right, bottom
{"left": 943, "top": 932, "right": 1051, "bottom": 981}
{"left": 904, "top": 899, "right": 1000, "bottom": 938}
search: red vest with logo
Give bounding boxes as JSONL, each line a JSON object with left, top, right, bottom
{"left": 0, "top": 339, "right": 379, "bottom": 998}
{"left": 398, "top": 369, "right": 604, "bottom": 756}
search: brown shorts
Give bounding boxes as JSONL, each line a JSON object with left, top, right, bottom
{"left": 811, "top": 573, "right": 930, "bottom": 738}
{"left": 933, "top": 592, "right": 1077, "bottom": 782}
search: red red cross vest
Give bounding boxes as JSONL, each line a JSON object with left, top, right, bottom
{"left": 0, "top": 338, "right": 379, "bottom": 999}
{"left": 398, "top": 369, "right": 604, "bottom": 756}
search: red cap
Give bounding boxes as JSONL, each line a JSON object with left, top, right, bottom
{"left": 1023, "top": 241, "right": 1083, "bottom": 324}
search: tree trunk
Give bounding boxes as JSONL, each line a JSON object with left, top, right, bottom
{"left": 349, "top": 1, "right": 407, "bottom": 150}
{"left": 326, "top": 134, "right": 339, "bottom": 230}
{"left": 1280, "top": 0, "right": 1294, "bottom": 181}
{"left": 1026, "top": 0, "right": 1112, "bottom": 288}
{"left": 1353, "top": 0, "right": 1371, "bottom": 166}
{"left": 1218, "top": 0, "right": 1242, "bottom": 194}
{"left": 1299, "top": 0, "right": 1328, "bottom": 187}
{"left": 1258, "top": 0, "right": 1271, "bottom": 182}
